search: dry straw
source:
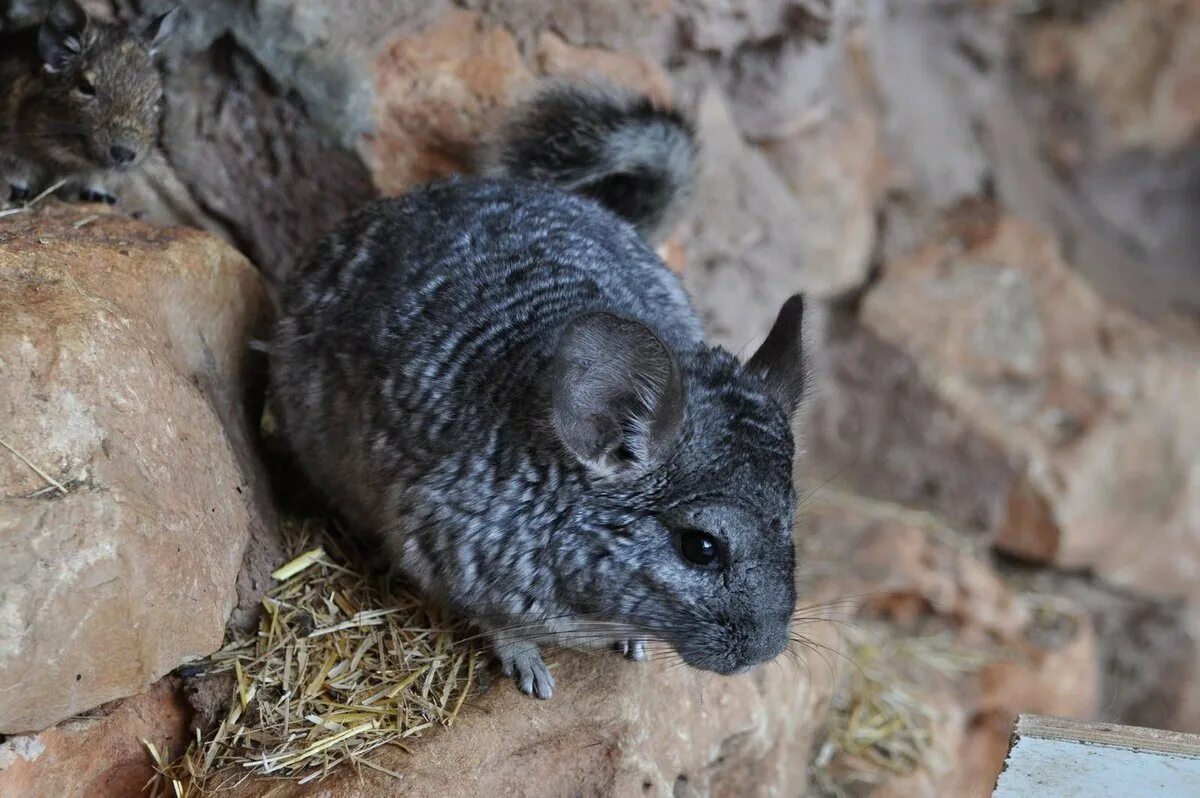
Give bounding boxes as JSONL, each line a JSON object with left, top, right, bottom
{"left": 811, "top": 626, "right": 993, "bottom": 794}
{"left": 146, "top": 518, "right": 484, "bottom": 795}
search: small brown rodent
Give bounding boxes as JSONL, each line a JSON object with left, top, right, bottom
{"left": 0, "top": 0, "right": 177, "bottom": 204}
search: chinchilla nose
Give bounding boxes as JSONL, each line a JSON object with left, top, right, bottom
{"left": 108, "top": 144, "right": 137, "bottom": 167}
{"left": 739, "top": 614, "right": 790, "bottom": 669}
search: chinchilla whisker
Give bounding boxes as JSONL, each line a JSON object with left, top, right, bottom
{"left": 790, "top": 592, "right": 887, "bottom": 615}
{"left": 789, "top": 634, "right": 863, "bottom": 681}
{"left": 793, "top": 467, "right": 853, "bottom": 511}
{"left": 790, "top": 639, "right": 837, "bottom": 682}
{"left": 450, "top": 623, "right": 622, "bottom": 648}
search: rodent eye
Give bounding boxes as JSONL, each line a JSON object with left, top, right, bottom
{"left": 676, "top": 529, "right": 720, "bottom": 570}
{"left": 76, "top": 77, "right": 96, "bottom": 97}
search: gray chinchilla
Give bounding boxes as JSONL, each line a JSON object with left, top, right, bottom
{"left": 268, "top": 81, "right": 810, "bottom": 699}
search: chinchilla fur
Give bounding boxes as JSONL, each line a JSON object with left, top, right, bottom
{"left": 477, "top": 81, "right": 695, "bottom": 245}
{"left": 269, "top": 82, "right": 809, "bottom": 699}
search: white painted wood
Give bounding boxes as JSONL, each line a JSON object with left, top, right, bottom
{"left": 993, "top": 715, "right": 1200, "bottom": 798}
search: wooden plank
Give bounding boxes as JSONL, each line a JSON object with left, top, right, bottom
{"left": 993, "top": 714, "right": 1200, "bottom": 798}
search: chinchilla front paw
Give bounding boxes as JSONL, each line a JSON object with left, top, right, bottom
{"left": 614, "top": 639, "right": 647, "bottom": 662}
{"left": 496, "top": 640, "right": 555, "bottom": 700}
{"left": 8, "top": 182, "right": 33, "bottom": 203}
{"left": 79, "top": 187, "right": 117, "bottom": 205}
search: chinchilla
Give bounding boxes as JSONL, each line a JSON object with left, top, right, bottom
{"left": 268, "top": 81, "right": 809, "bottom": 699}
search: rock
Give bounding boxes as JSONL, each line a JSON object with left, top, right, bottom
{"left": 857, "top": 212, "right": 1200, "bottom": 603}
{"left": 0, "top": 677, "right": 191, "bottom": 797}
{"left": 801, "top": 496, "right": 1033, "bottom": 649}
{"left": 0, "top": 205, "right": 272, "bottom": 732}
{"left": 977, "top": 608, "right": 1098, "bottom": 720}
{"left": 368, "top": 10, "right": 534, "bottom": 195}
{"left": 801, "top": 495, "right": 1099, "bottom": 796}
{"left": 1002, "top": 562, "right": 1200, "bottom": 733}
{"left": 681, "top": 88, "right": 824, "bottom": 349}
{"left": 758, "top": 24, "right": 892, "bottom": 306}
{"left": 534, "top": 31, "right": 673, "bottom": 102}
{"left": 803, "top": 307, "right": 1016, "bottom": 537}
{"left": 998, "top": 0, "right": 1200, "bottom": 320}
{"left": 1022, "top": 0, "right": 1200, "bottom": 153}
{"left": 219, "top": 647, "right": 832, "bottom": 797}
{"left": 161, "top": 42, "right": 377, "bottom": 272}
{"left": 860, "top": 0, "right": 994, "bottom": 208}
{"left": 708, "top": 1, "right": 841, "bottom": 143}
{"left": 458, "top": 0, "right": 671, "bottom": 53}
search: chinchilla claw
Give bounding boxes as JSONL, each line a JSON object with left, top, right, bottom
{"left": 501, "top": 646, "right": 555, "bottom": 700}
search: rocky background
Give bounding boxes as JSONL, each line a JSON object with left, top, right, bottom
{"left": 2, "top": 0, "right": 1199, "bottom": 796}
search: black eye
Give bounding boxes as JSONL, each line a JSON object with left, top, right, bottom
{"left": 676, "top": 529, "right": 720, "bottom": 569}
{"left": 77, "top": 78, "right": 96, "bottom": 97}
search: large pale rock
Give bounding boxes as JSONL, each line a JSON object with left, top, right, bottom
{"left": 0, "top": 205, "right": 271, "bottom": 733}
{"left": 681, "top": 88, "right": 826, "bottom": 350}
{"left": 0, "top": 677, "right": 190, "bottom": 797}
{"left": 758, "top": 25, "right": 892, "bottom": 312}
{"left": 858, "top": 213, "right": 1200, "bottom": 602}
{"left": 224, "top": 648, "right": 831, "bottom": 797}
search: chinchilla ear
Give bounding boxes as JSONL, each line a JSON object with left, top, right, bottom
{"left": 143, "top": 6, "right": 181, "bottom": 53}
{"left": 551, "top": 312, "right": 684, "bottom": 477}
{"left": 746, "top": 294, "right": 808, "bottom": 415}
{"left": 39, "top": 0, "right": 89, "bottom": 73}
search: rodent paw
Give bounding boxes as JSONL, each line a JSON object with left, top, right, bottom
{"left": 614, "top": 639, "right": 648, "bottom": 662}
{"left": 8, "top": 184, "right": 33, "bottom": 203}
{"left": 79, "top": 188, "right": 118, "bottom": 205}
{"left": 500, "top": 646, "right": 555, "bottom": 700}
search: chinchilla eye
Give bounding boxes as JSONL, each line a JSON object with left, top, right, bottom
{"left": 76, "top": 77, "right": 96, "bottom": 97}
{"left": 676, "top": 529, "right": 720, "bottom": 569}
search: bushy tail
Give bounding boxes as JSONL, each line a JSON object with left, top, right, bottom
{"left": 478, "top": 81, "right": 695, "bottom": 244}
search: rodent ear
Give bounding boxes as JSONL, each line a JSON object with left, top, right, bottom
{"left": 552, "top": 312, "right": 685, "bottom": 477}
{"left": 38, "top": 0, "right": 88, "bottom": 73}
{"left": 142, "top": 7, "right": 181, "bottom": 53}
{"left": 746, "top": 294, "right": 808, "bottom": 415}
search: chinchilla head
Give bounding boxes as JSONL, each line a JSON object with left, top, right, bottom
{"left": 550, "top": 295, "right": 809, "bottom": 675}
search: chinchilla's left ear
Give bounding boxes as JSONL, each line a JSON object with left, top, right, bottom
{"left": 746, "top": 294, "right": 808, "bottom": 415}
{"left": 551, "top": 311, "right": 684, "bottom": 478}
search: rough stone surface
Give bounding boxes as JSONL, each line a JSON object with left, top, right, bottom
{"left": 367, "top": 10, "right": 678, "bottom": 197}
{"left": 0, "top": 677, "right": 191, "bottom": 797}
{"left": 758, "top": 26, "right": 890, "bottom": 301}
{"left": 804, "top": 306, "right": 1018, "bottom": 538}
{"left": 800, "top": 496, "right": 1100, "bottom": 796}
{"left": 860, "top": 213, "right": 1200, "bottom": 602}
{"left": 680, "top": 88, "right": 818, "bottom": 350}
{"left": 368, "top": 10, "right": 534, "bottom": 195}
{"left": 220, "top": 647, "right": 831, "bottom": 798}
{"left": 161, "top": 42, "right": 377, "bottom": 273}
{"left": 0, "top": 205, "right": 272, "bottom": 733}
{"left": 1004, "top": 0, "right": 1200, "bottom": 322}
{"left": 1021, "top": 0, "right": 1200, "bottom": 154}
